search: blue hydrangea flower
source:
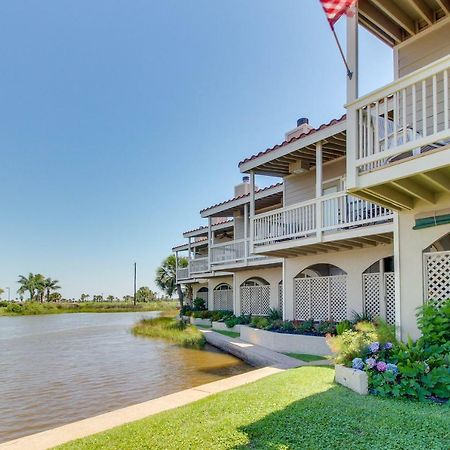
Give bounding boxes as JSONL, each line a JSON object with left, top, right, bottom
{"left": 369, "top": 342, "right": 380, "bottom": 353}
{"left": 365, "top": 357, "right": 377, "bottom": 369}
{"left": 386, "top": 363, "right": 398, "bottom": 374}
{"left": 384, "top": 342, "right": 393, "bottom": 350}
{"left": 352, "top": 357, "right": 364, "bottom": 371}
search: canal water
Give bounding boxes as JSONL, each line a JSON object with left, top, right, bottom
{"left": 0, "top": 312, "right": 251, "bottom": 443}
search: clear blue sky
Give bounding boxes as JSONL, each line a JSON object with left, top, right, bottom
{"left": 0, "top": 0, "right": 393, "bottom": 299}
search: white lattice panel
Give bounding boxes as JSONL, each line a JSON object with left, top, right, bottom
{"left": 424, "top": 251, "right": 450, "bottom": 307}
{"left": 294, "top": 279, "right": 310, "bottom": 320}
{"left": 294, "top": 275, "right": 347, "bottom": 321}
{"left": 330, "top": 275, "right": 347, "bottom": 321}
{"left": 278, "top": 282, "right": 283, "bottom": 318}
{"left": 213, "top": 289, "right": 233, "bottom": 311}
{"left": 240, "top": 286, "right": 270, "bottom": 315}
{"left": 363, "top": 273, "right": 381, "bottom": 319}
{"left": 384, "top": 272, "right": 396, "bottom": 325}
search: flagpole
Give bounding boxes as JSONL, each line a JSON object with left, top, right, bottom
{"left": 330, "top": 26, "right": 353, "bottom": 79}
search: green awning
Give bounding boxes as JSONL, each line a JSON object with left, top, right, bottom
{"left": 414, "top": 214, "right": 450, "bottom": 230}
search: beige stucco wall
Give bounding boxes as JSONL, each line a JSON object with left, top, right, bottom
{"left": 283, "top": 244, "right": 393, "bottom": 321}
{"left": 193, "top": 283, "right": 208, "bottom": 305}
{"left": 396, "top": 193, "right": 450, "bottom": 340}
{"left": 233, "top": 267, "right": 282, "bottom": 315}
{"left": 284, "top": 158, "right": 346, "bottom": 207}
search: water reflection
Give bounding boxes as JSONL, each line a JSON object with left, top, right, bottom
{"left": 0, "top": 312, "right": 251, "bottom": 443}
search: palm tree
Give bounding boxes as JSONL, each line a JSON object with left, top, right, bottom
{"left": 34, "top": 274, "right": 46, "bottom": 303}
{"left": 17, "top": 273, "right": 39, "bottom": 301}
{"left": 155, "top": 255, "right": 187, "bottom": 307}
{"left": 44, "top": 278, "right": 61, "bottom": 302}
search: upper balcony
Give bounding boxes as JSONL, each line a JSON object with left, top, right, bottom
{"left": 252, "top": 191, "right": 394, "bottom": 256}
{"left": 346, "top": 54, "right": 450, "bottom": 210}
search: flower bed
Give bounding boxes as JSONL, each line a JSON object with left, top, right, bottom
{"left": 329, "top": 300, "right": 450, "bottom": 402}
{"left": 211, "top": 321, "right": 241, "bottom": 333}
{"left": 240, "top": 326, "right": 330, "bottom": 356}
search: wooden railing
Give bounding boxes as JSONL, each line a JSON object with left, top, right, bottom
{"left": 347, "top": 55, "right": 450, "bottom": 177}
{"left": 252, "top": 193, "right": 393, "bottom": 247}
{"left": 189, "top": 257, "right": 209, "bottom": 274}
{"left": 176, "top": 267, "right": 189, "bottom": 281}
{"left": 210, "top": 239, "right": 246, "bottom": 263}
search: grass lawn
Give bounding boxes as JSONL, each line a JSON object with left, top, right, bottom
{"left": 58, "top": 366, "right": 449, "bottom": 450}
{"left": 214, "top": 329, "right": 240, "bottom": 338}
{"left": 284, "top": 352, "right": 327, "bottom": 362}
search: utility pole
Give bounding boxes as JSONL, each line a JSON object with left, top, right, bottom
{"left": 133, "top": 262, "right": 137, "bottom": 306}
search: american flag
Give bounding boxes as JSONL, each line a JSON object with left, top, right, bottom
{"left": 320, "top": 0, "right": 357, "bottom": 28}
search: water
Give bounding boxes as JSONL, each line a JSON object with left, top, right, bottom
{"left": 0, "top": 312, "right": 251, "bottom": 443}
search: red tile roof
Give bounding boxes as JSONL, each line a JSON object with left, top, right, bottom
{"left": 238, "top": 114, "right": 346, "bottom": 167}
{"left": 199, "top": 182, "right": 283, "bottom": 214}
{"left": 183, "top": 219, "right": 234, "bottom": 235}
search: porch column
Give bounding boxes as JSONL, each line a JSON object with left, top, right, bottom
{"left": 393, "top": 214, "right": 402, "bottom": 340}
{"left": 207, "top": 217, "right": 212, "bottom": 271}
{"left": 187, "top": 238, "right": 192, "bottom": 279}
{"left": 346, "top": 8, "right": 359, "bottom": 189}
{"left": 249, "top": 171, "right": 255, "bottom": 254}
{"left": 175, "top": 250, "right": 179, "bottom": 283}
{"left": 244, "top": 203, "right": 249, "bottom": 262}
{"left": 315, "top": 141, "right": 323, "bottom": 242}
{"left": 379, "top": 257, "right": 387, "bottom": 319}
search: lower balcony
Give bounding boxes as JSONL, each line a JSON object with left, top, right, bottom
{"left": 252, "top": 192, "right": 394, "bottom": 255}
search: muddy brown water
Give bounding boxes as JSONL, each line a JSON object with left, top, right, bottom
{"left": 0, "top": 312, "right": 251, "bottom": 443}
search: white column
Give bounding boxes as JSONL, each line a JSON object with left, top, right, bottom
{"left": 249, "top": 171, "right": 256, "bottom": 253}
{"left": 346, "top": 9, "right": 359, "bottom": 190}
{"left": 244, "top": 203, "right": 249, "bottom": 261}
{"left": 379, "top": 257, "right": 386, "bottom": 319}
{"left": 393, "top": 213, "right": 402, "bottom": 340}
{"left": 175, "top": 250, "right": 179, "bottom": 283}
{"left": 207, "top": 217, "right": 212, "bottom": 271}
{"left": 315, "top": 141, "right": 323, "bottom": 242}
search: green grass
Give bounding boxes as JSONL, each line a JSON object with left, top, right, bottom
{"left": 195, "top": 324, "right": 212, "bottom": 329}
{"left": 0, "top": 301, "right": 178, "bottom": 316}
{"left": 214, "top": 329, "right": 240, "bottom": 338}
{"left": 132, "top": 317, "right": 206, "bottom": 349}
{"left": 284, "top": 352, "right": 327, "bottom": 362}
{"left": 58, "top": 366, "right": 449, "bottom": 450}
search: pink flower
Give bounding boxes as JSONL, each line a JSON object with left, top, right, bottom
{"left": 376, "top": 361, "right": 387, "bottom": 372}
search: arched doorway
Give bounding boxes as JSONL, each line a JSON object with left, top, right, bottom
{"left": 240, "top": 277, "right": 270, "bottom": 316}
{"left": 213, "top": 283, "right": 233, "bottom": 311}
{"left": 196, "top": 287, "right": 209, "bottom": 308}
{"left": 362, "top": 257, "right": 395, "bottom": 325}
{"left": 423, "top": 233, "right": 450, "bottom": 307}
{"left": 294, "top": 264, "right": 347, "bottom": 321}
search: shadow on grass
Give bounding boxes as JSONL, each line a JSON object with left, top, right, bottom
{"left": 233, "top": 375, "right": 449, "bottom": 450}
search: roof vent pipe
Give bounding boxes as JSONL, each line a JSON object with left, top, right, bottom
{"left": 242, "top": 175, "right": 250, "bottom": 183}
{"left": 297, "top": 117, "right": 309, "bottom": 127}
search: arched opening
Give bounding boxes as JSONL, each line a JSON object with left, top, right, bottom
{"left": 196, "top": 287, "right": 209, "bottom": 307}
{"left": 362, "top": 256, "right": 395, "bottom": 325}
{"left": 294, "top": 264, "right": 347, "bottom": 321}
{"left": 240, "top": 277, "right": 269, "bottom": 287}
{"left": 212, "top": 283, "right": 233, "bottom": 311}
{"left": 423, "top": 232, "right": 450, "bottom": 307}
{"left": 240, "top": 278, "right": 270, "bottom": 316}
{"left": 295, "top": 263, "right": 347, "bottom": 278}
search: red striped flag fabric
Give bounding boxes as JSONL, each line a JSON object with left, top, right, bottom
{"left": 320, "top": 0, "right": 357, "bottom": 27}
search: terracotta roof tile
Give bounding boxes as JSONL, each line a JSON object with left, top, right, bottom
{"left": 183, "top": 219, "right": 234, "bottom": 235}
{"left": 199, "top": 182, "right": 283, "bottom": 214}
{"left": 238, "top": 114, "right": 346, "bottom": 167}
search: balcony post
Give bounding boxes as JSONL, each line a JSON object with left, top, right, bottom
{"left": 346, "top": 9, "right": 359, "bottom": 190}
{"left": 316, "top": 141, "right": 323, "bottom": 242}
{"left": 175, "top": 250, "right": 178, "bottom": 283}
{"left": 244, "top": 203, "right": 249, "bottom": 262}
{"left": 207, "top": 217, "right": 212, "bottom": 271}
{"left": 249, "top": 171, "right": 255, "bottom": 253}
{"left": 188, "top": 238, "right": 192, "bottom": 277}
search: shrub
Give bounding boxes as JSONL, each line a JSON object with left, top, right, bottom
{"left": 336, "top": 320, "right": 352, "bottom": 335}
{"left": 267, "top": 308, "right": 282, "bottom": 321}
{"left": 224, "top": 314, "right": 251, "bottom": 328}
{"left": 0, "top": 300, "right": 9, "bottom": 307}
{"left": 250, "top": 316, "right": 270, "bottom": 329}
{"left": 211, "top": 310, "right": 233, "bottom": 322}
{"left": 180, "top": 305, "right": 193, "bottom": 316}
{"left": 6, "top": 303, "right": 23, "bottom": 314}
{"left": 315, "top": 320, "right": 337, "bottom": 335}
{"left": 193, "top": 297, "right": 206, "bottom": 311}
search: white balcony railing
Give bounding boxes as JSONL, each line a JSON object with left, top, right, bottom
{"left": 252, "top": 193, "right": 394, "bottom": 247}
{"left": 210, "top": 239, "right": 246, "bottom": 264}
{"left": 189, "top": 257, "right": 209, "bottom": 274}
{"left": 176, "top": 267, "right": 189, "bottom": 281}
{"left": 347, "top": 55, "right": 450, "bottom": 176}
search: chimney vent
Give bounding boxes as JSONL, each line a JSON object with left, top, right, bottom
{"left": 297, "top": 117, "right": 309, "bottom": 127}
{"left": 242, "top": 175, "right": 250, "bottom": 183}
{"left": 285, "top": 117, "right": 314, "bottom": 141}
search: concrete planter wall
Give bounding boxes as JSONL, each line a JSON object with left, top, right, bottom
{"left": 335, "top": 364, "right": 368, "bottom": 395}
{"left": 211, "top": 322, "right": 241, "bottom": 333}
{"left": 190, "top": 317, "right": 212, "bottom": 327}
{"left": 240, "top": 326, "right": 330, "bottom": 356}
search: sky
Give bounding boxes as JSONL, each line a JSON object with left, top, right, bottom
{"left": 0, "top": 0, "right": 393, "bottom": 299}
